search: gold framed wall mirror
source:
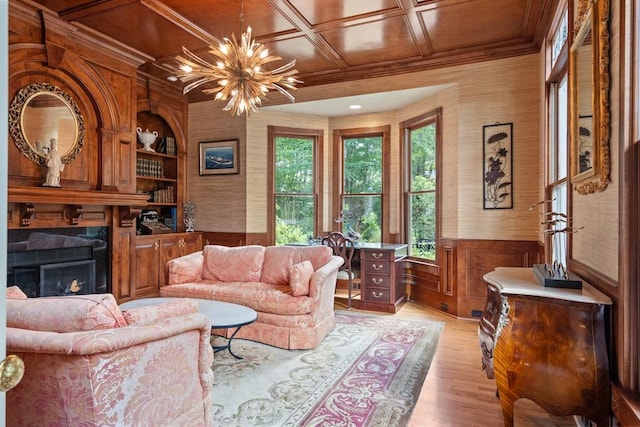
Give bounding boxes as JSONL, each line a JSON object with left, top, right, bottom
{"left": 569, "top": 0, "right": 610, "bottom": 194}
{"left": 9, "top": 82, "right": 86, "bottom": 167}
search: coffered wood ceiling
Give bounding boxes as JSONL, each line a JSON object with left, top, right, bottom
{"left": 28, "top": 0, "right": 557, "bottom": 102}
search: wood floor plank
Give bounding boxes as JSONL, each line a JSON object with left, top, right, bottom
{"left": 339, "top": 300, "right": 578, "bottom": 426}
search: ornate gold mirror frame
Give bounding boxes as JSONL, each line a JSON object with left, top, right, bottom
{"left": 9, "top": 82, "right": 86, "bottom": 167}
{"left": 569, "top": 0, "right": 610, "bottom": 194}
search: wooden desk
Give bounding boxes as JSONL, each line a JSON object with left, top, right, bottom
{"left": 288, "top": 241, "right": 408, "bottom": 313}
{"left": 479, "top": 267, "right": 612, "bottom": 427}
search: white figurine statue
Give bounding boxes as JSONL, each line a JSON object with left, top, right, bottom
{"left": 43, "top": 138, "right": 64, "bottom": 187}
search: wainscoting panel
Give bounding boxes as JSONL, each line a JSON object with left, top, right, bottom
{"left": 203, "top": 232, "right": 247, "bottom": 247}
{"left": 456, "top": 239, "right": 542, "bottom": 319}
{"left": 406, "top": 239, "right": 542, "bottom": 318}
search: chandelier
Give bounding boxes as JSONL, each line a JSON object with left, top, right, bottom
{"left": 175, "top": 2, "right": 301, "bottom": 116}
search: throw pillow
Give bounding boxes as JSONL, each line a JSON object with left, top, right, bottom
{"left": 7, "top": 286, "right": 27, "bottom": 299}
{"left": 202, "top": 245, "right": 265, "bottom": 282}
{"left": 289, "top": 260, "right": 314, "bottom": 296}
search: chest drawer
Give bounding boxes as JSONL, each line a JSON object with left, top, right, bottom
{"left": 363, "top": 261, "right": 391, "bottom": 275}
{"left": 363, "top": 274, "right": 391, "bottom": 289}
{"left": 362, "top": 249, "right": 395, "bottom": 262}
{"left": 364, "top": 287, "right": 390, "bottom": 302}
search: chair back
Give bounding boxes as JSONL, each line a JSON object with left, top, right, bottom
{"left": 322, "top": 232, "right": 354, "bottom": 270}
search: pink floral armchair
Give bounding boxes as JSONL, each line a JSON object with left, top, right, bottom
{"left": 6, "top": 287, "right": 213, "bottom": 426}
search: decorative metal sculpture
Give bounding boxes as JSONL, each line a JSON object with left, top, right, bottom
{"left": 529, "top": 200, "right": 583, "bottom": 288}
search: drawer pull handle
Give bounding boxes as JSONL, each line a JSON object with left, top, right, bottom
{"left": 372, "top": 278, "right": 383, "bottom": 285}
{"left": 372, "top": 291, "right": 383, "bottom": 298}
{"left": 373, "top": 253, "right": 383, "bottom": 259}
{"left": 372, "top": 264, "right": 383, "bottom": 271}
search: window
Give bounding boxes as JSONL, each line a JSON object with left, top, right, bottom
{"left": 334, "top": 126, "right": 390, "bottom": 243}
{"left": 268, "top": 126, "right": 322, "bottom": 245}
{"left": 402, "top": 109, "right": 442, "bottom": 260}
{"left": 546, "top": 9, "right": 569, "bottom": 267}
{"left": 551, "top": 11, "right": 568, "bottom": 67}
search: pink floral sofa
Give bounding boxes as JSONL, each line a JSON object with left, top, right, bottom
{"left": 6, "top": 287, "right": 214, "bottom": 426}
{"left": 160, "top": 244, "right": 343, "bottom": 350}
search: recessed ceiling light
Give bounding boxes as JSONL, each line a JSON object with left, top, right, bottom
{"left": 349, "top": 104, "right": 362, "bottom": 110}
{"left": 167, "top": 75, "right": 178, "bottom": 82}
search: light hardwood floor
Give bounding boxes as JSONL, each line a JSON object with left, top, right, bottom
{"left": 340, "top": 300, "right": 578, "bottom": 427}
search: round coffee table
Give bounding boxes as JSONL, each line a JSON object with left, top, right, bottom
{"left": 119, "top": 297, "right": 257, "bottom": 359}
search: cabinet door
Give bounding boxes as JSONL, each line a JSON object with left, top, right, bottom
{"left": 134, "top": 238, "right": 160, "bottom": 297}
{"left": 181, "top": 233, "right": 203, "bottom": 255}
{"left": 159, "top": 237, "right": 182, "bottom": 288}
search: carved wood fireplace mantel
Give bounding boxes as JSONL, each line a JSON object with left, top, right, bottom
{"left": 8, "top": 187, "right": 149, "bottom": 228}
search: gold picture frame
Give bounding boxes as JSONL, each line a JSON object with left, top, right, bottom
{"left": 569, "top": 0, "right": 610, "bottom": 194}
{"left": 199, "top": 139, "right": 239, "bottom": 175}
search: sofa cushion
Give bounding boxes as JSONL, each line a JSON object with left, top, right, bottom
{"left": 202, "top": 245, "right": 266, "bottom": 282}
{"left": 161, "top": 282, "right": 314, "bottom": 316}
{"left": 122, "top": 299, "right": 199, "bottom": 325}
{"left": 289, "top": 261, "right": 314, "bottom": 296}
{"left": 261, "top": 246, "right": 332, "bottom": 285}
{"left": 7, "top": 294, "right": 128, "bottom": 332}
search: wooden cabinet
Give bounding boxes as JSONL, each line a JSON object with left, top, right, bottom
{"left": 134, "top": 232, "right": 203, "bottom": 297}
{"left": 480, "top": 267, "right": 612, "bottom": 427}
{"left": 360, "top": 243, "right": 408, "bottom": 313}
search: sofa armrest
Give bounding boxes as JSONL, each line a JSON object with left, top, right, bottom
{"left": 7, "top": 312, "right": 211, "bottom": 355}
{"left": 308, "top": 255, "right": 343, "bottom": 319}
{"left": 166, "top": 251, "right": 204, "bottom": 285}
{"left": 7, "top": 312, "right": 214, "bottom": 426}
{"left": 121, "top": 299, "right": 199, "bottom": 325}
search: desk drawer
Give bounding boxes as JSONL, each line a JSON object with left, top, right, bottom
{"left": 363, "top": 274, "right": 391, "bottom": 289}
{"left": 364, "top": 287, "right": 390, "bottom": 302}
{"left": 362, "top": 250, "right": 395, "bottom": 262}
{"left": 364, "top": 261, "right": 390, "bottom": 275}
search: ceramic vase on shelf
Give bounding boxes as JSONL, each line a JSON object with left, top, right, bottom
{"left": 183, "top": 200, "right": 196, "bottom": 232}
{"left": 136, "top": 127, "right": 158, "bottom": 152}
{"left": 184, "top": 217, "right": 195, "bottom": 233}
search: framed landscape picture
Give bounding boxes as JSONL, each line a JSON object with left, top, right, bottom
{"left": 199, "top": 139, "right": 239, "bottom": 175}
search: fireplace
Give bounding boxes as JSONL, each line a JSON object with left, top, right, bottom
{"left": 7, "top": 227, "right": 109, "bottom": 297}
{"left": 14, "top": 259, "right": 96, "bottom": 297}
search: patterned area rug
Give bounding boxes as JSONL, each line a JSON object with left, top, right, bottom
{"left": 211, "top": 311, "right": 444, "bottom": 426}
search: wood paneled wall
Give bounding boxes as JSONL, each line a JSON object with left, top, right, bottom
{"left": 407, "top": 239, "right": 542, "bottom": 318}
{"left": 8, "top": 3, "right": 186, "bottom": 300}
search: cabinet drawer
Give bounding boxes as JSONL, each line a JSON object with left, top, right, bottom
{"left": 364, "top": 287, "right": 390, "bottom": 302}
{"left": 364, "top": 261, "right": 390, "bottom": 274}
{"left": 362, "top": 250, "right": 394, "bottom": 262}
{"left": 363, "top": 274, "right": 391, "bottom": 289}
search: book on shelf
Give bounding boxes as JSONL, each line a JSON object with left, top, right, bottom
{"left": 166, "top": 137, "right": 176, "bottom": 155}
{"left": 156, "top": 137, "right": 167, "bottom": 154}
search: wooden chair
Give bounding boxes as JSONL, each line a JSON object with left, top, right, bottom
{"left": 322, "top": 232, "right": 357, "bottom": 309}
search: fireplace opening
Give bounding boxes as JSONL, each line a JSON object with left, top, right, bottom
{"left": 14, "top": 259, "right": 96, "bottom": 297}
{"left": 7, "top": 227, "right": 109, "bottom": 297}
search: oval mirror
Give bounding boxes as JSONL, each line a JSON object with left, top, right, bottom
{"left": 9, "top": 83, "right": 85, "bottom": 167}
